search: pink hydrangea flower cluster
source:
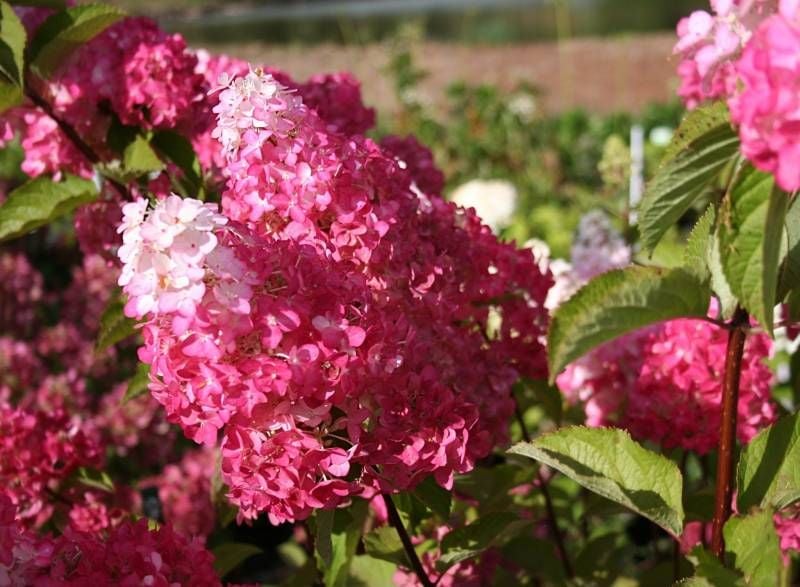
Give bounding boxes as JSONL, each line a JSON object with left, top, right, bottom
{"left": 674, "top": 0, "right": 800, "bottom": 191}
{"left": 558, "top": 314, "right": 776, "bottom": 453}
{"left": 0, "top": 402, "right": 104, "bottom": 528}
{"left": 0, "top": 495, "right": 221, "bottom": 586}
{"left": 0, "top": 252, "right": 44, "bottom": 338}
{"left": 674, "top": 0, "right": 774, "bottom": 107}
{"left": 775, "top": 505, "right": 800, "bottom": 563}
{"left": 119, "top": 69, "right": 551, "bottom": 525}
{"left": 96, "top": 383, "right": 177, "bottom": 466}
{"left": 728, "top": 0, "right": 800, "bottom": 190}
{"left": 140, "top": 448, "right": 217, "bottom": 540}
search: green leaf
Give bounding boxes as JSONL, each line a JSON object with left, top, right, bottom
{"left": 96, "top": 295, "right": 138, "bottom": 351}
{"left": 547, "top": 266, "right": 710, "bottom": 380}
{"left": 28, "top": 4, "right": 124, "bottom": 78}
{"left": 0, "top": 2, "right": 26, "bottom": 85}
{"left": 738, "top": 411, "right": 800, "bottom": 511}
{"left": 152, "top": 130, "right": 204, "bottom": 197}
{"left": 724, "top": 510, "right": 783, "bottom": 587}
{"left": 0, "top": 80, "right": 20, "bottom": 113}
{"left": 662, "top": 102, "right": 732, "bottom": 164}
{"left": 211, "top": 542, "right": 261, "bottom": 579}
{"left": 411, "top": 476, "right": 451, "bottom": 520}
{"left": 639, "top": 103, "right": 739, "bottom": 252}
{"left": 123, "top": 134, "right": 163, "bottom": 177}
{"left": 685, "top": 547, "right": 745, "bottom": 587}
{"left": 683, "top": 205, "right": 716, "bottom": 282}
{"left": 363, "top": 526, "right": 406, "bottom": 566}
{"left": 436, "top": 511, "right": 529, "bottom": 572}
{"left": 778, "top": 196, "right": 800, "bottom": 299}
{"left": 509, "top": 426, "right": 685, "bottom": 536}
{"left": 123, "top": 362, "right": 150, "bottom": 403}
{"left": 0, "top": 174, "right": 98, "bottom": 242}
{"left": 314, "top": 501, "right": 369, "bottom": 587}
{"left": 708, "top": 233, "right": 738, "bottom": 320}
{"left": 314, "top": 509, "right": 335, "bottom": 568}
{"left": 347, "top": 556, "right": 396, "bottom": 587}
{"left": 719, "top": 166, "right": 787, "bottom": 335}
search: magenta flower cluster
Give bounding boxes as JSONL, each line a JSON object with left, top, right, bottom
{"left": 117, "top": 69, "right": 552, "bottom": 525}
{"left": 0, "top": 495, "right": 221, "bottom": 586}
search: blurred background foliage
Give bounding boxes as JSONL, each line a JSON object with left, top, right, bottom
{"left": 63, "top": 1, "right": 699, "bottom": 260}
{"left": 109, "top": 0, "right": 707, "bottom": 45}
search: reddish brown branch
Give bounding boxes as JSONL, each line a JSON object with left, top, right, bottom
{"left": 382, "top": 493, "right": 435, "bottom": 587}
{"left": 710, "top": 306, "right": 749, "bottom": 559}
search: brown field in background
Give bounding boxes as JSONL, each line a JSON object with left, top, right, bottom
{"left": 206, "top": 32, "right": 679, "bottom": 117}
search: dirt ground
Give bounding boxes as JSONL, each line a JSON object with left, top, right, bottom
{"left": 206, "top": 33, "right": 679, "bottom": 116}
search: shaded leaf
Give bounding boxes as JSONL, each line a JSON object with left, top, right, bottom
{"left": 0, "top": 2, "right": 26, "bottom": 85}
{"left": 412, "top": 476, "right": 451, "bottom": 520}
{"left": 9, "top": 0, "right": 66, "bottom": 7}
{"left": 314, "top": 502, "right": 368, "bottom": 587}
{"left": 0, "top": 80, "right": 20, "bottom": 113}
{"left": 436, "top": 511, "right": 529, "bottom": 572}
{"left": 211, "top": 542, "right": 261, "bottom": 579}
{"left": 314, "top": 509, "right": 335, "bottom": 568}
{"left": 28, "top": 4, "right": 124, "bottom": 78}
{"left": 509, "top": 426, "right": 685, "bottom": 536}
{"left": 363, "top": 526, "right": 406, "bottom": 566}
{"left": 547, "top": 266, "right": 710, "bottom": 381}
{"left": 123, "top": 362, "right": 150, "bottom": 403}
{"left": 0, "top": 174, "right": 97, "bottom": 242}
{"left": 778, "top": 196, "right": 800, "bottom": 299}
{"left": 96, "top": 295, "right": 138, "bottom": 351}
{"left": 152, "top": 130, "right": 204, "bottom": 197}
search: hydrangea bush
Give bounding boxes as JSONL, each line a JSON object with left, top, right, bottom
{"left": 0, "top": 0, "right": 798, "bottom": 584}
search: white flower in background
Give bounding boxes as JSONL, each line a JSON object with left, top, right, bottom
{"left": 543, "top": 210, "right": 631, "bottom": 312}
{"left": 649, "top": 126, "right": 674, "bottom": 147}
{"left": 508, "top": 92, "right": 537, "bottom": 122}
{"left": 450, "top": 179, "right": 518, "bottom": 233}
